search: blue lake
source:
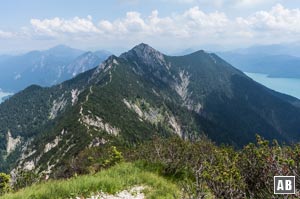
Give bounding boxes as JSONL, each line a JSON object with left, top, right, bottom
{"left": 245, "top": 72, "right": 300, "bottom": 99}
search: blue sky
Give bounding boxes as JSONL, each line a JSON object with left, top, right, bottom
{"left": 0, "top": 0, "right": 300, "bottom": 54}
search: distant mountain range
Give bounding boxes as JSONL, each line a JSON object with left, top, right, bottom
{"left": 1, "top": 43, "right": 300, "bottom": 177}
{"left": 217, "top": 44, "right": 300, "bottom": 78}
{"left": 229, "top": 43, "right": 300, "bottom": 57}
{"left": 0, "top": 45, "right": 111, "bottom": 92}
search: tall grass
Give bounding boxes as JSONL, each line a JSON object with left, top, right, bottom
{"left": 1, "top": 162, "right": 180, "bottom": 199}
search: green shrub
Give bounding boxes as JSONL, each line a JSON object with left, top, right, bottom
{"left": 13, "top": 170, "right": 39, "bottom": 191}
{"left": 0, "top": 173, "right": 10, "bottom": 195}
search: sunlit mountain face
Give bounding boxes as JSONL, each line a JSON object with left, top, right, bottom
{"left": 1, "top": 43, "right": 300, "bottom": 176}
{"left": 1, "top": 1, "right": 300, "bottom": 198}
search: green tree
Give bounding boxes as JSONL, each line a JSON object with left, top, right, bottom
{"left": 238, "top": 135, "right": 298, "bottom": 198}
{"left": 103, "top": 146, "right": 124, "bottom": 168}
{"left": 202, "top": 147, "right": 246, "bottom": 198}
{"left": 0, "top": 172, "right": 10, "bottom": 195}
{"left": 14, "top": 170, "right": 39, "bottom": 190}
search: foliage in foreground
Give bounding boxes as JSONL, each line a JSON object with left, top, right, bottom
{"left": 130, "top": 135, "right": 300, "bottom": 198}
{"left": 1, "top": 162, "right": 180, "bottom": 199}
{"left": 53, "top": 145, "right": 124, "bottom": 179}
{"left": 0, "top": 173, "right": 10, "bottom": 195}
{"left": 2, "top": 135, "right": 300, "bottom": 199}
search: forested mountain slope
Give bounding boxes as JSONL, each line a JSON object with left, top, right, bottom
{"left": 1, "top": 43, "right": 300, "bottom": 177}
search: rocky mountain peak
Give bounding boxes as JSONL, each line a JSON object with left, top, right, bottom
{"left": 130, "top": 43, "right": 157, "bottom": 53}
{"left": 120, "top": 43, "right": 169, "bottom": 69}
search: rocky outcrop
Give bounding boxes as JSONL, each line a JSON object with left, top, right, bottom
{"left": 6, "top": 131, "right": 21, "bottom": 155}
{"left": 120, "top": 43, "right": 170, "bottom": 70}
{"left": 123, "top": 98, "right": 182, "bottom": 137}
{"left": 49, "top": 95, "right": 67, "bottom": 119}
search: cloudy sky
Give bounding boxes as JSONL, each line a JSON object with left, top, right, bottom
{"left": 0, "top": 0, "right": 300, "bottom": 54}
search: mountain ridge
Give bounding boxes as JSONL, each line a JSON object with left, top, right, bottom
{"left": 1, "top": 43, "right": 300, "bottom": 178}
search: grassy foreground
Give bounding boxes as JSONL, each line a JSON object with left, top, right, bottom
{"left": 1, "top": 162, "right": 180, "bottom": 199}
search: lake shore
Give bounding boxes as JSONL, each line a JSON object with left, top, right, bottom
{"left": 245, "top": 72, "right": 300, "bottom": 99}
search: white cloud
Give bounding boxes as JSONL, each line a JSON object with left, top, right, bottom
{"left": 30, "top": 16, "right": 100, "bottom": 37}
{"left": 2, "top": 3, "right": 300, "bottom": 50}
{"left": 238, "top": 4, "right": 300, "bottom": 33}
{"left": 24, "top": 4, "right": 300, "bottom": 47}
{"left": 182, "top": 7, "right": 228, "bottom": 29}
{"left": 97, "top": 6, "right": 229, "bottom": 40}
{"left": 0, "top": 30, "right": 14, "bottom": 39}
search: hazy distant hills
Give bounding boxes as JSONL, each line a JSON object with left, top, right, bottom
{"left": 0, "top": 45, "right": 111, "bottom": 92}
{"left": 230, "top": 43, "right": 300, "bottom": 57}
{"left": 217, "top": 44, "right": 300, "bottom": 78}
{"left": 1, "top": 43, "right": 300, "bottom": 175}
